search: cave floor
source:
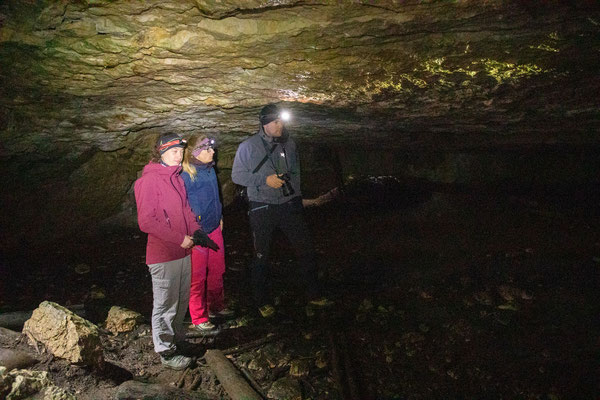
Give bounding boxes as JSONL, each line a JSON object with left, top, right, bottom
{"left": 1, "top": 183, "right": 599, "bottom": 399}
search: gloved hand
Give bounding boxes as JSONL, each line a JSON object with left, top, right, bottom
{"left": 192, "top": 229, "right": 219, "bottom": 251}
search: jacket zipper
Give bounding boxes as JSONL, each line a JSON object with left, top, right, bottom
{"left": 170, "top": 171, "right": 190, "bottom": 234}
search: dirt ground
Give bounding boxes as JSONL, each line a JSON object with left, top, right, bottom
{"left": 1, "top": 178, "right": 599, "bottom": 399}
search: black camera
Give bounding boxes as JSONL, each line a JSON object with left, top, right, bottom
{"left": 279, "top": 173, "right": 295, "bottom": 197}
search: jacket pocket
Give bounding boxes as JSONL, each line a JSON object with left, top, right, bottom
{"left": 150, "top": 277, "right": 171, "bottom": 312}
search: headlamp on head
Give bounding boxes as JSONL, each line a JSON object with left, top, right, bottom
{"left": 259, "top": 103, "right": 291, "bottom": 125}
{"left": 280, "top": 110, "right": 291, "bottom": 122}
{"left": 157, "top": 134, "right": 187, "bottom": 155}
{"left": 192, "top": 137, "right": 217, "bottom": 158}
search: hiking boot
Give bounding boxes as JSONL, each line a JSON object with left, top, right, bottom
{"left": 209, "top": 308, "right": 236, "bottom": 319}
{"left": 193, "top": 321, "right": 221, "bottom": 336}
{"left": 309, "top": 296, "right": 334, "bottom": 308}
{"left": 258, "top": 304, "right": 275, "bottom": 318}
{"left": 160, "top": 354, "right": 192, "bottom": 370}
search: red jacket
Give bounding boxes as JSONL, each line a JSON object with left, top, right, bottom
{"left": 134, "top": 162, "right": 200, "bottom": 264}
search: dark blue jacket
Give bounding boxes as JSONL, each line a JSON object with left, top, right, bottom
{"left": 181, "top": 165, "right": 222, "bottom": 234}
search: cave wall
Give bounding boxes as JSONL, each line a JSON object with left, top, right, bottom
{"left": 0, "top": 0, "right": 599, "bottom": 248}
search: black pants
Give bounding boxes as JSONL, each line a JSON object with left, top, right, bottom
{"left": 248, "top": 196, "right": 319, "bottom": 307}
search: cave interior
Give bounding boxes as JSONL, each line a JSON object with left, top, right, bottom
{"left": 0, "top": 1, "right": 599, "bottom": 399}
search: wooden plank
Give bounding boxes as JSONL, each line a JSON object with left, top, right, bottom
{"left": 204, "top": 349, "right": 263, "bottom": 400}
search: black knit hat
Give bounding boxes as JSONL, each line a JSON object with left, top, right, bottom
{"left": 156, "top": 133, "right": 187, "bottom": 155}
{"left": 259, "top": 103, "right": 281, "bottom": 125}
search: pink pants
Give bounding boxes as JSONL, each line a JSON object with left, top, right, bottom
{"left": 189, "top": 227, "right": 226, "bottom": 324}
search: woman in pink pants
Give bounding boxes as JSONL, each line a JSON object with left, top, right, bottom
{"left": 181, "top": 136, "right": 234, "bottom": 335}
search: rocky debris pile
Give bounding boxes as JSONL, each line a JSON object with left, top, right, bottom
{"left": 0, "top": 299, "right": 343, "bottom": 399}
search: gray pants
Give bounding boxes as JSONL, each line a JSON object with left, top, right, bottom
{"left": 148, "top": 256, "right": 191, "bottom": 355}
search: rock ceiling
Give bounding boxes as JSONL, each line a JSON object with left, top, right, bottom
{"left": 0, "top": 0, "right": 598, "bottom": 236}
{"left": 2, "top": 0, "right": 598, "bottom": 157}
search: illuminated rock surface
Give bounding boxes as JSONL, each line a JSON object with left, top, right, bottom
{"left": 0, "top": 1, "right": 598, "bottom": 240}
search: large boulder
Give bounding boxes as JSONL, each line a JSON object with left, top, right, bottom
{"left": 22, "top": 301, "right": 103, "bottom": 367}
{"left": 105, "top": 306, "right": 144, "bottom": 335}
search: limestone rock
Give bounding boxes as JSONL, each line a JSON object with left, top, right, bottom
{"left": 0, "top": 366, "right": 50, "bottom": 400}
{"left": 0, "top": 366, "right": 74, "bottom": 400}
{"left": 267, "top": 377, "right": 302, "bottom": 400}
{"left": 105, "top": 306, "right": 144, "bottom": 335}
{"left": 41, "top": 385, "right": 77, "bottom": 400}
{"left": 22, "top": 301, "right": 103, "bottom": 367}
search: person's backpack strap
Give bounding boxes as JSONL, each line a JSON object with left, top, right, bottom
{"left": 252, "top": 143, "right": 277, "bottom": 174}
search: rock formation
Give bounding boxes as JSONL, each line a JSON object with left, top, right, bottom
{"left": 22, "top": 301, "right": 104, "bottom": 367}
{"left": 0, "top": 1, "right": 598, "bottom": 243}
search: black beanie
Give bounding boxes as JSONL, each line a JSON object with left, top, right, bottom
{"left": 259, "top": 103, "right": 281, "bottom": 125}
{"left": 156, "top": 133, "right": 186, "bottom": 155}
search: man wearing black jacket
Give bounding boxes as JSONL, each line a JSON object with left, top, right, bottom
{"left": 232, "top": 104, "right": 329, "bottom": 317}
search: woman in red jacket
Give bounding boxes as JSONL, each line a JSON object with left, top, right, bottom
{"left": 134, "top": 133, "right": 199, "bottom": 371}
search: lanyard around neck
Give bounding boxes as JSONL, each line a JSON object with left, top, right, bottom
{"left": 260, "top": 137, "right": 289, "bottom": 175}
